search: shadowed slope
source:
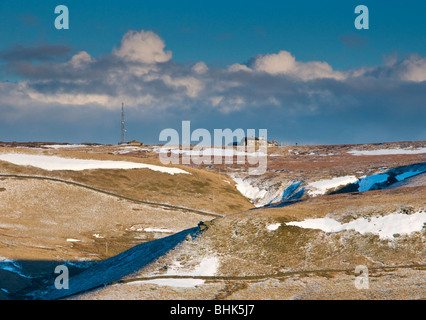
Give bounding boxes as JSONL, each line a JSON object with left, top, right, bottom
{"left": 39, "top": 227, "right": 201, "bottom": 300}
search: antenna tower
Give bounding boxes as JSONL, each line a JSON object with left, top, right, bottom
{"left": 120, "top": 102, "right": 126, "bottom": 145}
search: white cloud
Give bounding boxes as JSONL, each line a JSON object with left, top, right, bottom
{"left": 227, "top": 63, "right": 252, "bottom": 72}
{"left": 395, "top": 55, "right": 426, "bottom": 82}
{"left": 357, "top": 54, "right": 426, "bottom": 82}
{"left": 210, "top": 96, "right": 224, "bottom": 107}
{"left": 161, "top": 75, "right": 204, "bottom": 98}
{"left": 240, "top": 50, "right": 346, "bottom": 81}
{"left": 216, "top": 96, "right": 246, "bottom": 113}
{"left": 113, "top": 30, "right": 172, "bottom": 64}
{"left": 0, "top": 82, "right": 30, "bottom": 108}
{"left": 295, "top": 61, "right": 346, "bottom": 81}
{"left": 192, "top": 62, "right": 208, "bottom": 74}
{"left": 27, "top": 90, "right": 111, "bottom": 106}
{"left": 69, "top": 51, "right": 93, "bottom": 69}
{"left": 2, "top": 29, "right": 426, "bottom": 127}
{"left": 251, "top": 50, "right": 296, "bottom": 75}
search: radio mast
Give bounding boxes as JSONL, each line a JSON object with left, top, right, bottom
{"left": 120, "top": 102, "right": 126, "bottom": 145}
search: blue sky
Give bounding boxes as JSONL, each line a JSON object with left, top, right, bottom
{"left": 0, "top": 0, "right": 425, "bottom": 145}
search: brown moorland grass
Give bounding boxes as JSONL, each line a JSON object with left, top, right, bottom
{"left": 0, "top": 147, "right": 254, "bottom": 215}
{"left": 131, "top": 186, "right": 426, "bottom": 280}
{"left": 0, "top": 178, "right": 210, "bottom": 263}
{"left": 1, "top": 142, "right": 425, "bottom": 300}
{"left": 73, "top": 266, "right": 425, "bottom": 300}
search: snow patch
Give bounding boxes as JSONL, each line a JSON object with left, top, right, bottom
{"left": 129, "top": 278, "right": 205, "bottom": 288}
{"left": 154, "top": 146, "right": 266, "bottom": 158}
{"left": 266, "top": 223, "right": 281, "bottom": 231}
{"left": 230, "top": 175, "right": 303, "bottom": 207}
{"left": 286, "top": 210, "right": 426, "bottom": 240}
{"left": 307, "top": 176, "right": 358, "bottom": 197}
{"left": 166, "top": 256, "right": 219, "bottom": 277}
{"left": 127, "top": 225, "right": 174, "bottom": 233}
{"left": 0, "top": 153, "right": 189, "bottom": 175}
{"left": 348, "top": 148, "right": 426, "bottom": 156}
{"left": 232, "top": 177, "right": 267, "bottom": 205}
{"left": 138, "top": 256, "right": 219, "bottom": 288}
{"left": 144, "top": 228, "right": 173, "bottom": 233}
{"left": 42, "top": 144, "right": 91, "bottom": 149}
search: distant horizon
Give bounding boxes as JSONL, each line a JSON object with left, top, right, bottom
{"left": 1, "top": 139, "right": 425, "bottom": 148}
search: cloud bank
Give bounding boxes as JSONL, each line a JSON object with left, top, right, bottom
{"left": 0, "top": 30, "right": 425, "bottom": 144}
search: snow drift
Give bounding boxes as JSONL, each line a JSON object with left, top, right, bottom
{"left": 0, "top": 153, "right": 189, "bottom": 175}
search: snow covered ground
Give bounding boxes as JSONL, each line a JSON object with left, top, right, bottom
{"left": 232, "top": 164, "right": 425, "bottom": 206}
{"left": 348, "top": 148, "right": 426, "bottom": 156}
{"left": 230, "top": 175, "right": 304, "bottom": 207}
{"left": 165, "top": 256, "right": 219, "bottom": 277}
{"left": 127, "top": 278, "right": 205, "bottom": 288}
{"left": 286, "top": 210, "right": 426, "bottom": 240}
{"left": 113, "top": 146, "right": 152, "bottom": 154}
{"left": 154, "top": 146, "right": 266, "bottom": 158}
{"left": 42, "top": 144, "right": 92, "bottom": 149}
{"left": 306, "top": 165, "right": 426, "bottom": 196}
{"left": 143, "top": 227, "right": 174, "bottom": 233}
{"left": 266, "top": 223, "right": 281, "bottom": 231}
{"left": 306, "top": 176, "right": 358, "bottom": 196}
{"left": 134, "top": 256, "right": 219, "bottom": 288}
{"left": 231, "top": 176, "right": 268, "bottom": 206}
{"left": 0, "top": 153, "right": 190, "bottom": 175}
